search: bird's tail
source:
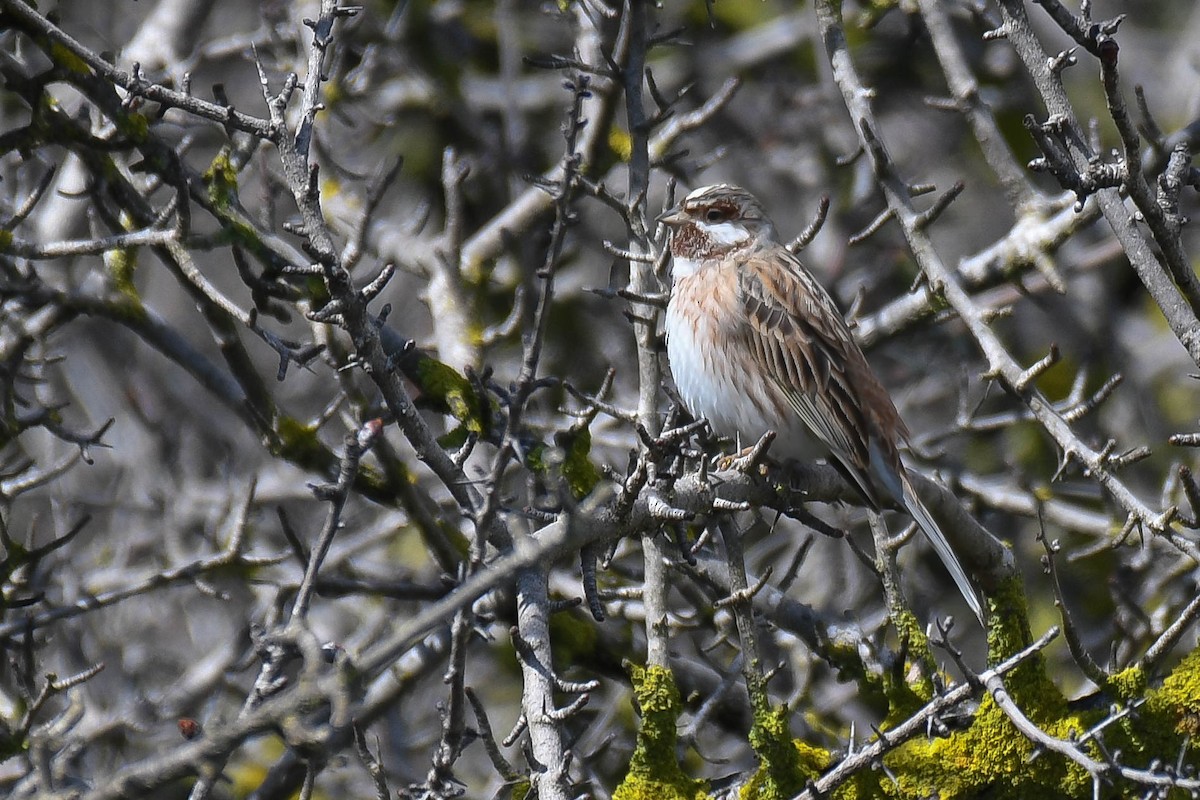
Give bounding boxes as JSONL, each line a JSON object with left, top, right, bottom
{"left": 899, "top": 472, "right": 985, "bottom": 626}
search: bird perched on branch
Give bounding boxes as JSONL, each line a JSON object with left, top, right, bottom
{"left": 659, "top": 183, "right": 983, "bottom": 624}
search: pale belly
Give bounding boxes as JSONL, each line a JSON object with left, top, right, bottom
{"left": 665, "top": 293, "right": 822, "bottom": 461}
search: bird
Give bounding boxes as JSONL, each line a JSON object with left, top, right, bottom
{"left": 658, "top": 183, "right": 984, "bottom": 624}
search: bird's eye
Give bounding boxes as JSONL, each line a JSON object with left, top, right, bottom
{"left": 705, "top": 208, "right": 725, "bottom": 222}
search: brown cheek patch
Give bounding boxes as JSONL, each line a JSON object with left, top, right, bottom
{"left": 671, "top": 221, "right": 740, "bottom": 262}
{"left": 671, "top": 222, "right": 706, "bottom": 260}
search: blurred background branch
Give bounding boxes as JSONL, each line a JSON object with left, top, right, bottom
{"left": 1, "top": 0, "right": 1199, "bottom": 797}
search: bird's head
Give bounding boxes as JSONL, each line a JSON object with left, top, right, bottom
{"left": 657, "top": 184, "right": 777, "bottom": 267}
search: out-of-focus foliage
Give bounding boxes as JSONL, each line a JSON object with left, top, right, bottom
{"left": 2, "top": 0, "right": 1200, "bottom": 798}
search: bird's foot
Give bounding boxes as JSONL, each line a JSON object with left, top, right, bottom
{"left": 716, "top": 432, "right": 777, "bottom": 475}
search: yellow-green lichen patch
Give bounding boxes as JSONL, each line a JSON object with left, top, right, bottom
{"left": 1148, "top": 645, "right": 1200, "bottom": 738}
{"left": 105, "top": 212, "right": 141, "bottom": 309}
{"left": 274, "top": 415, "right": 393, "bottom": 504}
{"left": 106, "top": 245, "right": 137, "bottom": 295}
{"left": 104, "top": 244, "right": 143, "bottom": 314}
{"left": 889, "top": 606, "right": 931, "bottom": 664}
{"left": 608, "top": 127, "right": 632, "bottom": 162}
{"left": 227, "top": 217, "right": 264, "bottom": 252}
{"left": 874, "top": 569, "right": 1096, "bottom": 798}
{"left": 821, "top": 633, "right": 889, "bottom": 713}
{"left": 413, "top": 357, "right": 487, "bottom": 435}
{"left": 273, "top": 416, "right": 335, "bottom": 476}
{"left": 555, "top": 426, "right": 600, "bottom": 499}
{"left": 741, "top": 704, "right": 810, "bottom": 800}
{"left": 881, "top": 671, "right": 929, "bottom": 732}
{"left": 1105, "top": 665, "right": 1146, "bottom": 703}
{"left": 613, "top": 665, "right": 708, "bottom": 800}
{"left": 203, "top": 148, "right": 239, "bottom": 210}
{"left": 984, "top": 576, "right": 1037, "bottom": 679}
{"left": 115, "top": 110, "right": 149, "bottom": 143}
{"left": 48, "top": 41, "right": 92, "bottom": 75}
{"left": 880, "top": 607, "right": 935, "bottom": 726}
{"left": 887, "top": 684, "right": 1096, "bottom": 799}
{"left": 733, "top": 578, "right": 1200, "bottom": 798}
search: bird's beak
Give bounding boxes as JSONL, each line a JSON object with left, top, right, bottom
{"left": 656, "top": 206, "right": 686, "bottom": 228}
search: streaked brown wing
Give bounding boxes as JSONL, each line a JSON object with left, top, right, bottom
{"left": 736, "top": 248, "right": 906, "bottom": 473}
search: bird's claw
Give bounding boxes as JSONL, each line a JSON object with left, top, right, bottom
{"left": 716, "top": 432, "right": 777, "bottom": 475}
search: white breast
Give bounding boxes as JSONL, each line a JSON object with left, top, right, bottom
{"left": 665, "top": 267, "right": 823, "bottom": 461}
